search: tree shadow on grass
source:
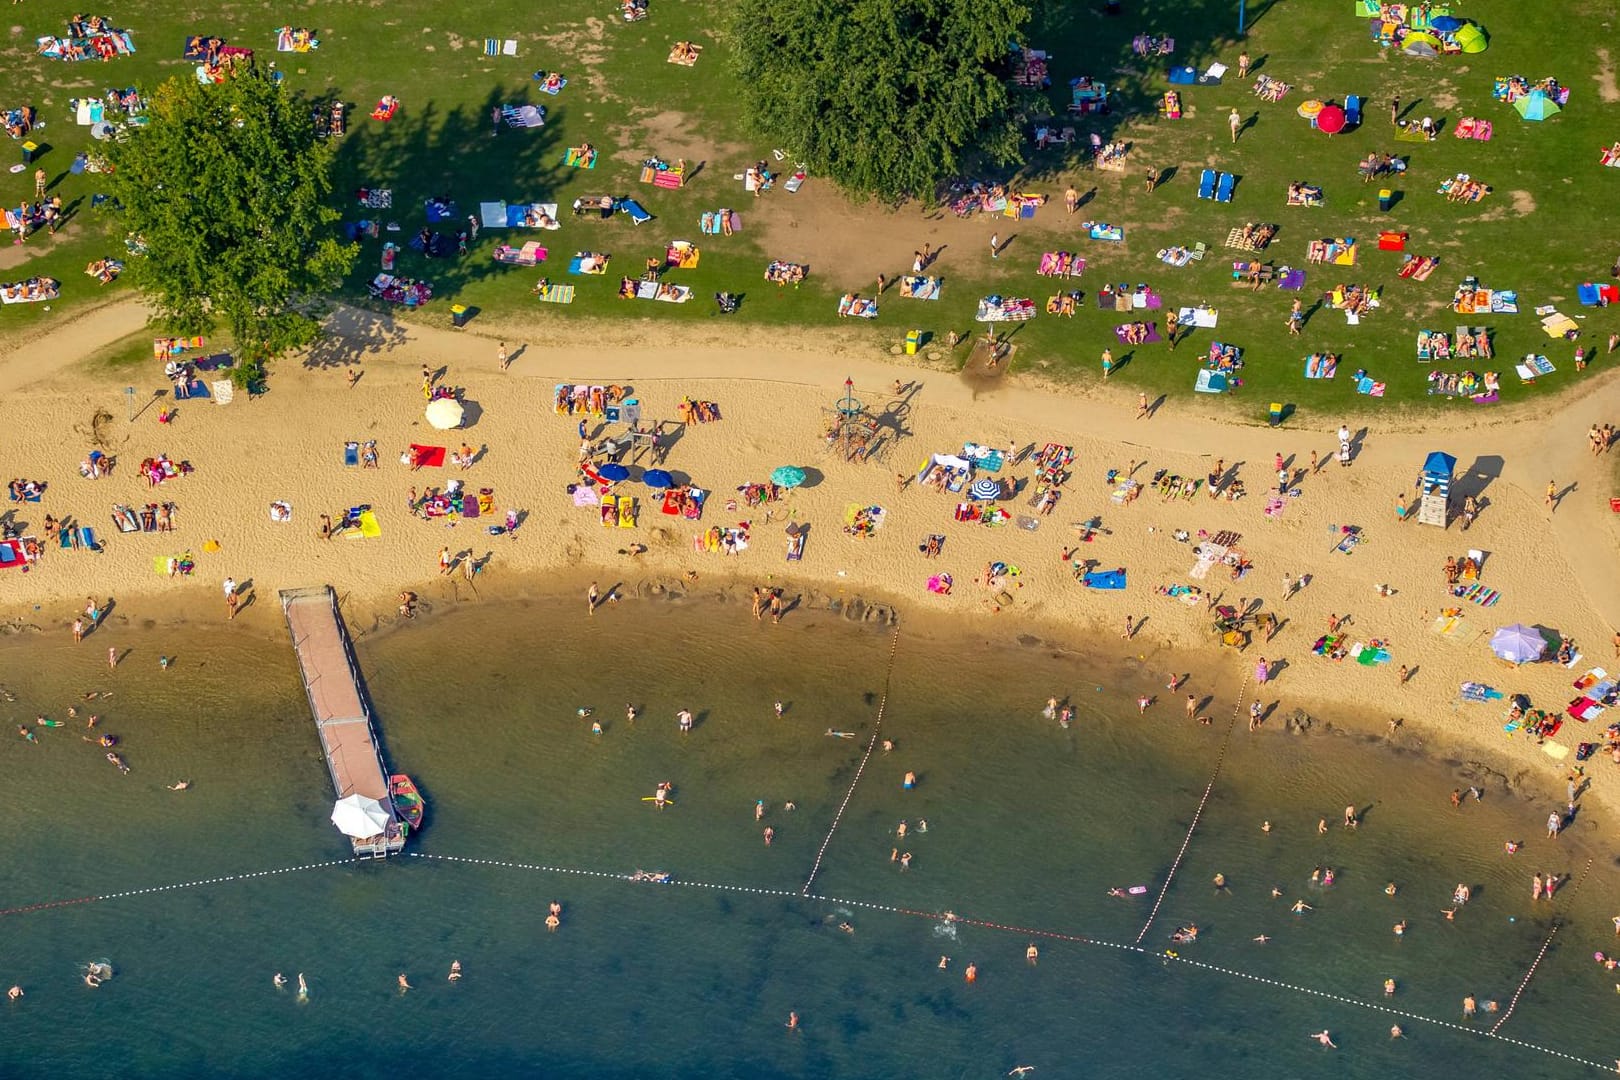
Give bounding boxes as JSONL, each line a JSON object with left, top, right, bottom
{"left": 327, "top": 86, "right": 567, "bottom": 311}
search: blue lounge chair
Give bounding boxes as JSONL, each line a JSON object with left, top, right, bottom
{"left": 1215, "top": 172, "right": 1236, "bottom": 203}
{"left": 1344, "top": 94, "right": 1362, "bottom": 128}
{"left": 1198, "top": 168, "right": 1216, "bottom": 199}
{"left": 617, "top": 198, "right": 653, "bottom": 225}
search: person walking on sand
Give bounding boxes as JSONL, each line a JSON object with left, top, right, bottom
{"left": 1545, "top": 480, "right": 1558, "bottom": 512}
{"left": 588, "top": 581, "right": 599, "bottom": 614}
{"left": 1229, "top": 108, "right": 1243, "bottom": 143}
{"left": 1101, "top": 348, "right": 1114, "bottom": 380}
{"left": 1186, "top": 694, "right": 1198, "bottom": 720}
{"left": 438, "top": 547, "right": 453, "bottom": 576}
{"left": 1136, "top": 393, "right": 1150, "bottom": 420}
{"left": 498, "top": 343, "right": 510, "bottom": 371}
{"left": 1547, "top": 811, "right": 1561, "bottom": 838}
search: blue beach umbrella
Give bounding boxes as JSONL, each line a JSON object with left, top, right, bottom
{"left": 771, "top": 465, "right": 807, "bottom": 488}
{"left": 642, "top": 469, "right": 675, "bottom": 489}
{"left": 1490, "top": 623, "right": 1546, "bottom": 664}
{"left": 597, "top": 463, "right": 630, "bottom": 482}
{"left": 969, "top": 477, "right": 1002, "bottom": 501}
{"left": 1429, "top": 15, "right": 1463, "bottom": 31}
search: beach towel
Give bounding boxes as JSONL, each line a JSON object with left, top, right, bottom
{"left": 1303, "top": 354, "right": 1337, "bottom": 379}
{"left": 563, "top": 147, "right": 597, "bottom": 169}
{"left": 534, "top": 283, "right": 574, "bottom": 304}
{"left": 1539, "top": 312, "right": 1576, "bottom": 338}
{"left": 568, "top": 253, "right": 610, "bottom": 275}
{"left": 1082, "top": 568, "right": 1127, "bottom": 590}
{"left": 1176, "top": 305, "right": 1219, "bottom": 328}
{"left": 1086, "top": 222, "right": 1124, "bottom": 242}
{"left": 618, "top": 497, "right": 637, "bottom": 528}
{"left": 484, "top": 38, "right": 517, "bottom": 56}
{"left": 493, "top": 241, "right": 547, "bottom": 266}
{"left": 1515, "top": 354, "right": 1555, "bottom": 381}
{"left": 1278, "top": 268, "right": 1306, "bottom": 290}
{"left": 352, "top": 511, "right": 381, "bottom": 539}
{"left": 501, "top": 104, "right": 545, "bottom": 129}
{"left": 1114, "top": 322, "right": 1161, "bottom": 343}
{"left": 899, "top": 275, "right": 941, "bottom": 300}
{"left": 277, "top": 26, "right": 319, "bottom": 52}
{"left": 533, "top": 73, "right": 566, "bottom": 94}
{"left": 409, "top": 444, "right": 447, "bottom": 468}
{"left": 699, "top": 210, "right": 742, "bottom": 235}
{"left": 343, "top": 441, "right": 359, "bottom": 467}
{"left": 1195, "top": 370, "right": 1229, "bottom": 393}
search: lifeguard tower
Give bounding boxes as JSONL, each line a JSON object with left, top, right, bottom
{"left": 1418, "top": 450, "right": 1454, "bottom": 526}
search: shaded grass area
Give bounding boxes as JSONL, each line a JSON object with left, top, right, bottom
{"left": 2, "top": 0, "right": 1616, "bottom": 423}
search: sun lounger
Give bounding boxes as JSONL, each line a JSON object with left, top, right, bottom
{"left": 1344, "top": 94, "right": 1361, "bottom": 127}
{"left": 617, "top": 198, "right": 653, "bottom": 225}
{"left": 1198, "top": 169, "right": 1216, "bottom": 199}
{"left": 1215, "top": 172, "right": 1236, "bottom": 202}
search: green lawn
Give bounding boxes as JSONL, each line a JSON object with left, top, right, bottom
{"left": 3, "top": 0, "right": 1616, "bottom": 422}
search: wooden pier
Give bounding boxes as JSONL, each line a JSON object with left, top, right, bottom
{"left": 280, "top": 585, "right": 405, "bottom": 857}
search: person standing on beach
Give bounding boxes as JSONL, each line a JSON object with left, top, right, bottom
{"left": 1101, "top": 347, "right": 1113, "bottom": 380}
{"left": 1546, "top": 811, "right": 1561, "bottom": 838}
{"left": 498, "top": 343, "right": 510, "bottom": 371}
{"left": 72, "top": 618, "right": 84, "bottom": 643}
{"left": 1545, "top": 480, "right": 1558, "bottom": 512}
{"left": 439, "top": 547, "right": 453, "bottom": 576}
{"left": 989, "top": 232, "right": 1001, "bottom": 259}
{"left": 588, "top": 581, "right": 599, "bottom": 614}
{"left": 1186, "top": 694, "right": 1198, "bottom": 720}
{"left": 1136, "top": 393, "right": 1150, "bottom": 420}
{"left": 769, "top": 591, "right": 783, "bottom": 625}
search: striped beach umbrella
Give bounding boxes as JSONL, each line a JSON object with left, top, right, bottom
{"left": 969, "top": 478, "right": 1002, "bottom": 500}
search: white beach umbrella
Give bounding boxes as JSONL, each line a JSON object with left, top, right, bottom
{"left": 424, "top": 398, "right": 465, "bottom": 430}
{"left": 331, "top": 793, "right": 391, "bottom": 838}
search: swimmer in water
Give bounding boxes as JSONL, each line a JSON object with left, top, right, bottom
{"left": 591, "top": 720, "right": 602, "bottom": 735}
{"left": 1393, "top": 920, "right": 1408, "bottom": 936}
{"left": 1026, "top": 944, "right": 1039, "bottom": 965}
{"left": 763, "top": 826, "right": 775, "bottom": 846}
{"left": 545, "top": 913, "right": 560, "bottom": 932}
{"left": 964, "top": 962, "right": 977, "bottom": 984}
{"left": 625, "top": 704, "right": 638, "bottom": 723}
{"left": 1108, "top": 888, "right": 1128, "bottom": 898}
{"left": 838, "top": 922, "right": 854, "bottom": 935}
{"left": 916, "top": 819, "right": 927, "bottom": 833}
{"left": 1391, "top": 1025, "right": 1404, "bottom": 1039}
{"left": 1271, "top": 886, "right": 1283, "bottom": 899}
{"left": 84, "top": 972, "right": 101, "bottom": 988}
{"left": 1462, "top": 995, "right": 1476, "bottom": 1017}
{"left": 786, "top": 1011, "right": 799, "bottom": 1030}
{"left": 1252, "top": 935, "right": 1270, "bottom": 944}
{"left": 1213, "top": 873, "right": 1227, "bottom": 890}
{"left": 167, "top": 780, "right": 191, "bottom": 791}
{"left": 881, "top": 739, "right": 895, "bottom": 753}
{"left": 7, "top": 985, "right": 22, "bottom": 1001}
{"left": 1310, "top": 1030, "right": 1337, "bottom": 1048}
{"left": 1442, "top": 908, "right": 1456, "bottom": 921}
{"left": 1261, "top": 820, "right": 1272, "bottom": 833}
{"left": 1291, "top": 900, "right": 1312, "bottom": 914}
{"left": 577, "top": 707, "right": 593, "bottom": 718}
{"left": 1043, "top": 697, "right": 1058, "bottom": 720}
{"left": 774, "top": 701, "right": 784, "bottom": 718}
{"left": 896, "top": 820, "right": 907, "bottom": 838}
{"left": 899, "top": 852, "right": 911, "bottom": 870}
{"left": 756, "top": 801, "right": 766, "bottom": 821}
{"left": 449, "top": 961, "right": 462, "bottom": 981}
{"left": 825, "top": 729, "right": 856, "bottom": 739}
{"left": 297, "top": 973, "right": 308, "bottom": 1000}
{"left": 938, "top": 955, "right": 950, "bottom": 969}
{"left": 398, "top": 974, "right": 411, "bottom": 993}
{"left": 273, "top": 973, "right": 287, "bottom": 989}
{"left": 1310, "top": 867, "right": 1322, "bottom": 885}
{"left": 903, "top": 770, "right": 916, "bottom": 789}
{"left": 1385, "top": 882, "right": 1398, "bottom": 896}
{"left": 1317, "top": 819, "right": 1328, "bottom": 835}
{"left": 1384, "top": 978, "right": 1396, "bottom": 995}
{"left": 17, "top": 726, "right": 36, "bottom": 743}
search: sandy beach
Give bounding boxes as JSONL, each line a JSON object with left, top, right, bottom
{"left": 4, "top": 299, "right": 1620, "bottom": 815}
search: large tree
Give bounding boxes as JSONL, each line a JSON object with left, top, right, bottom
{"left": 107, "top": 69, "right": 354, "bottom": 375}
{"left": 728, "top": 0, "right": 1030, "bottom": 202}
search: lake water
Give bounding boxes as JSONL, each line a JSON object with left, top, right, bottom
{"left": 0, "top": 590, "right": 1613, "bottom": 1078}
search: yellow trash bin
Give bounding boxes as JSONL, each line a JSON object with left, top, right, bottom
{"left": 904, "top": 330, "right": 921, "bottom": 354}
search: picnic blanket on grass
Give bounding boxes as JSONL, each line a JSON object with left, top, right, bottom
{"left": 533, "top": 282, "right": 574, "bottom": 304}
{"left": 976, "top": 297, "right": 1036, "bottom": 322}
